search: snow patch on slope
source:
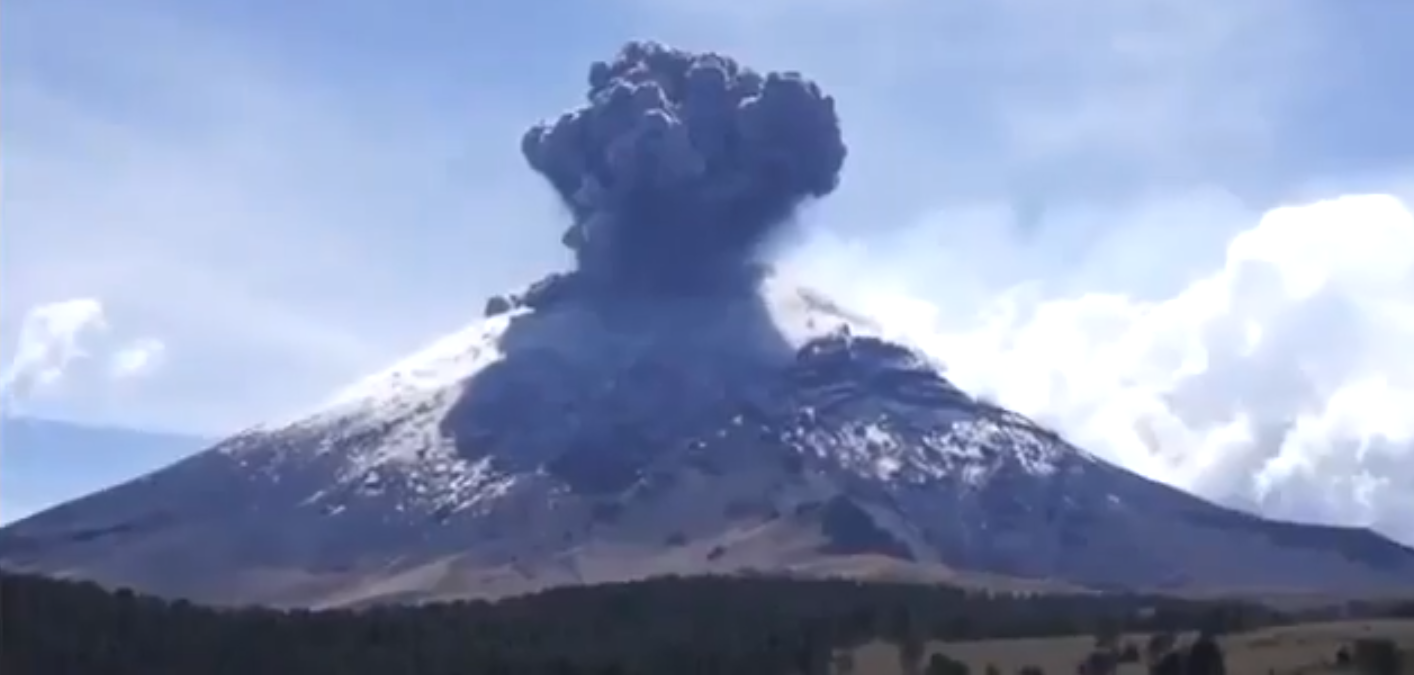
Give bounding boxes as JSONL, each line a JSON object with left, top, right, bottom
{"left": 323, "top": 309, "right": 525, "bottom": 413}
{"left": 789, "top": 415, "right": 1071, "bottom": 486}
{"left": 213, "top": 312, "right": 530, "bottom": 515}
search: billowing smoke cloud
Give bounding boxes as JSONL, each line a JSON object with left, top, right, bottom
{"left": 522, "top": 41, "right": 846, "bottom": 290}
{"left": 788, "top": 193, "right": 1414, "bottom": 545}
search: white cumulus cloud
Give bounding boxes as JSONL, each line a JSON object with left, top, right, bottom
{"left": 109, "top": 338, "right": 167, "bottom": 379}
{"left": 788, "top": 192, "right": 1414, "bottom": 545}
{"left": 0, "top": 299, "right": 167, "bottom": 413}
{"left": 0, "top": 299, "right": 109, "bottom": 402}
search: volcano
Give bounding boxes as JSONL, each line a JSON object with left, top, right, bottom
{"left": 3, "top": 272, "right": 1414, "bottom": 606}
{"left": 3, "top": 42, "right": 1413, "bottom": 607}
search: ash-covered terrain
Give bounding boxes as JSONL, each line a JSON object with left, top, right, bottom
{"left": 3, "top": 41, "right": 1413, "bottom": 608}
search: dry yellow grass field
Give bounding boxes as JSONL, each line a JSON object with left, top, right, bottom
{"left": 841, "top": 619, "right": 1414, "bottom": 674}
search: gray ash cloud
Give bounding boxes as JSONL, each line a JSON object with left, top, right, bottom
{"left": 521, "top": 41, "right": 847, "bottom": 291}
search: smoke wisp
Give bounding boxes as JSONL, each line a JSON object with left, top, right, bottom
{"left": 787, "top": 193, "right": 1414, "bottom": 545}
{"left": 522, "top": 41, "right": 846, "bottom": 290}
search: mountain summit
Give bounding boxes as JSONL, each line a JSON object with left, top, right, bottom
{"left": 4, "top": 42, "right": 1413, "bottom": 607}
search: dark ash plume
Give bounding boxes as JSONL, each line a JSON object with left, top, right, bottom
{"left": 521, "top": 41, "right": 847, "bottom": 290}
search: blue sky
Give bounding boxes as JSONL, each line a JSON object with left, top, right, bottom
{"left": 6, "top": 0, "right": 1414, "bottom": 534}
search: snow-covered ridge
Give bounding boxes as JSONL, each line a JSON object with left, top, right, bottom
{"left": 289, "top": 277, "right": 1076, "bottom": 497}
{"left": 325, "top": 310, "right": 523, "bottom": 413}
{"left": 290, "top": 274, "right": 888, "bottom": 429}
{"left": 215, "top": 274, "right": 1079, "bottom": 514}
{"left": 219, "top": 276, "right": 972, "bottom": 515}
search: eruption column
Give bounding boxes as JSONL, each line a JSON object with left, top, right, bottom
{"left": 521, "top": 41, "right": 848, "bottom": 291}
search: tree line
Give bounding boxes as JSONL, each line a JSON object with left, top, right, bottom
{"left": 0, "top": 569, "right": 1352, "bottom": 675}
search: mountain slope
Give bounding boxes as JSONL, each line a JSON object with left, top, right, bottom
{"left": 0, "top": 417, "right": 210, "bottom": 524}
{"left": 1, "top": 274, "right": 1412, "bottom": 607}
